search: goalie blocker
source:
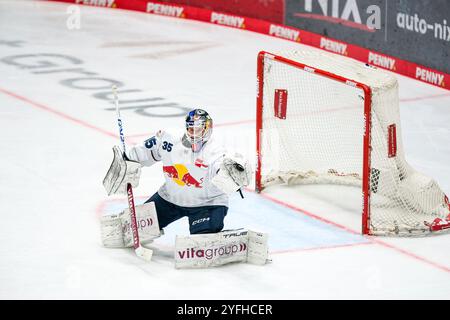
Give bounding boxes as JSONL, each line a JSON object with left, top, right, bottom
{"left": 103, "top": 145, "right": 142, "bottom": 196}
{"left": 175, "top": 229, "right": 270, "bottom": 269}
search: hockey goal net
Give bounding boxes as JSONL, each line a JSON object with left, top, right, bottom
{"left": 255, "top": 50, "right": 450, "bottom": 236}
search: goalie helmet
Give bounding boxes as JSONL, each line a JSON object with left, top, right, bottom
{"left": 185, "top": 109, "right": 213, "bottom": 152}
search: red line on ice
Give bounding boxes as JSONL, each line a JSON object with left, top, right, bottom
{"left": 252, "top": 189, "right": 450, "bottom": 273}
{"left": 0, "top": 87, "right": 118, "bottom": 139}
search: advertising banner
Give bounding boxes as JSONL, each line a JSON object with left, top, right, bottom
{"left": 285, "top": 0, "right": 449, "bottom": 74}
{"left": 156, "top": 0, "right": 285, "bottom": 23}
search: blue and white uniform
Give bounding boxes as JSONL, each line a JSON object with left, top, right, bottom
{"left": 127, "top": 130, "right": 229, "bottom": 234}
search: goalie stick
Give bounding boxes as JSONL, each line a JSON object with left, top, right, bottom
{"left": 112, "top": 85, "right": 153, "bottom": 261}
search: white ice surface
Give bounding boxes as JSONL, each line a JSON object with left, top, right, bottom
{"left": 0, "top": 0, "right": 449, "bottom": 299}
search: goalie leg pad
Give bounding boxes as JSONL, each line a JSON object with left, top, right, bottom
{"left": 247, "top": 230, "right": 270, "bottom": 265}
{"left": 174, "top": 229, "right": 269, "bottom": 269}
{"left": 100, "top": 213, "right": 124, "bottom": 248}
{"left": 101, "top": 201, "right": 161, "bottom": 248}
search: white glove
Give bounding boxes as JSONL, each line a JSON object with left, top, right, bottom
{"left": 212, "top": 153, "right": 252, "bottom": 195}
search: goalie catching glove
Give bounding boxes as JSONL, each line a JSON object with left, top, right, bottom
{"left": 212, "top": 153, "right": 252, "bottom": 195}
{"left": 103, "top": 145, "right": 142, "bottom": 196}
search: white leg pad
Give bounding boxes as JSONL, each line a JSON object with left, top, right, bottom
{"left": 101, "top": 201, "right": 161, "bottom": 248}
{"left": 174, "top": 229, "right": 269, "bottom": 269}
{"left": 247, "top": 230, "right": 270, "bottom": 265}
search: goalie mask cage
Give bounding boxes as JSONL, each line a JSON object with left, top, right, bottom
{"left": 255, "top": 50, "right": 450, "bottom": 236}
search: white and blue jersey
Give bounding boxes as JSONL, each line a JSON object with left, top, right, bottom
{"left": 127, "top": 130, "right": 229, "bottom": 208}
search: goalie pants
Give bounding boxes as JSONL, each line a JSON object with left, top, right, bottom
{"left": 145, "top": 192, "right": 228, "bottom": 234}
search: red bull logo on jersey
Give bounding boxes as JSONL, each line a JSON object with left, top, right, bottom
{"left": 163, "top": 164, "right": 204, "bottom": 188}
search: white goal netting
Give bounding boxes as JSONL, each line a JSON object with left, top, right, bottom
{"left": 257, "top": 50, "right": 450, "bottom": 236}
